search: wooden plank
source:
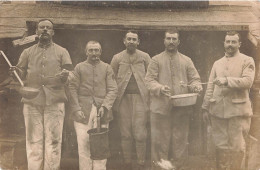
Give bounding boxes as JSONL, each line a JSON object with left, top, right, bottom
{"left": 0, "top": 3, "right": 257, "bottom": 38}
{"left": 0, "top": 4, "right": 257, "bottom": 23}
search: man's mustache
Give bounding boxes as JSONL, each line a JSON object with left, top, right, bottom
{"left": 226, "top": 46, "right": 234, "bottom": 50}
{"left": 39, "top": 32, "right": 50, "bottom": 39}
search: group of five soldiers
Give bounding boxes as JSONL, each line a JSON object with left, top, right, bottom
{"left": 11, "top": 19, "right": 255, "bottom": 170}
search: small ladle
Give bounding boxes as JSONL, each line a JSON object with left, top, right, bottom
{"left": 180, "top": 81, "right": 213, "bottom": 87}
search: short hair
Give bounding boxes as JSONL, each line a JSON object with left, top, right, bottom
{"left": 226, "top": 31, "right": 241, "bottom": 42}
{"left": 125, "top": 30, "right": 139, "bottom": 39}
{"left": 37, "top": 19, "right": 54, "bottom": 29}
{"left": 165, "top": 29, "right": 179, "bottom": 38}
{"left": 85, "top": 41, "right": 101, "bottom": 50}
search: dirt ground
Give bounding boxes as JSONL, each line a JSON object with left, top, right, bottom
{"left": 59, "top": 154, "right": 216, "bottom": 170}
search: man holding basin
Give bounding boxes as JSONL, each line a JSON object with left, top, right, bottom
{"left": 145, "top": 29, "right": 202, "bottom": 170}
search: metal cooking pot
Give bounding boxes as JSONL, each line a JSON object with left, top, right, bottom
{"left": 170, "top": 93, "right": 198, "bottom": 107}
{"left": 19, "top": 86, "right": 40, "bottom": 99}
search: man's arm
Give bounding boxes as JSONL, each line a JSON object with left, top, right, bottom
{"left": 60, "top": 49, "right": 73, "bottom": 83}
{"left": 15, "top": 49, "right": 29, "bottom": 79}
{"left": 101, "top": 65, "right": 118, "bottom": 111}
{"left": 110, "top": 55, "right": 119, "bottom": 77}
{"left": 187, "top": 59, "right": 202, "bottom": 93}
{"left": 144, "top": 54, "right": 151, "bottom": 71}
{"left": 145, "top": 58, "right": 164, "bottom": 96}
{"left": 68, "top": 65, "right": 81, "bottom": 114}
{"left": 202, "top": 63, "right": 216, "bottom": 111}
{"left": 226, "top": 57, "right": 255, "bottom": 89}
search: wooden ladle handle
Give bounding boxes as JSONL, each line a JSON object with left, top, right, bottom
{"left": 0, "top": 50, "right": 24, "bottom": 86}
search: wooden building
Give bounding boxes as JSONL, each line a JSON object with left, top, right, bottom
{"left": 0, "top": 1, "right": 259, "bottom": 169}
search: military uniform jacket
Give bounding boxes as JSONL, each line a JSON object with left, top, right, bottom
{"left": 145, "top": 51, "right": 201, "bottom": 115}
{"left": 16, "top": 42, "right": 72, "bottom": 106}
{"left": 69, "top": 60, "right": 118, "bottom": 124}
{"left": 111, "top": 49, "right": 150, "bottom": 112}
{"left": 202, "top": 51, "right": 255, "bottom": 118}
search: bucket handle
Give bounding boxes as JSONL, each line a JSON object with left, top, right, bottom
{"left": 96, "top": 106, "right": 101, "bottom": 133}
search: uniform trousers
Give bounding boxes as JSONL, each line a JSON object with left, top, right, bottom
{"left": 74, "top": 121, "right": 108, "bottom": 170}
{"left": 118, "top": 94, "right": 148, "bottom": 165}
{"left": 210, "top": 115, "right": 251, "bottom": 152}
{"left": 23, "top": 103, "right": 65, "bottom": 170}
{"left": 150, "top": 108, "right": 190, "bottom": 170}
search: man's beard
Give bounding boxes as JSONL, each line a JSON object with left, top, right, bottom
{"left": 39, "top": 33, "right": 51, "bottom": 43}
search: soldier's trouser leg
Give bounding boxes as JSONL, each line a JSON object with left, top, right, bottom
{"left": 150, "top": 113, "right": 171, "bottom": 170}
{"left": 211, "top": 116, "right": 251, "bottom": 170}
{"left": 74, "top": 121, "right": 108, "bottom": 170}
{"left": 229, "top": 117, "right": 251, "bottom": 170}
{"left": 170, "top": 111, "right": 190, "bottom": 169}
{"left": 215, "top": 148, "right": 230, "bottom": 170}
{"left": 119, "top": 94, "right": 147, "bottom": 165}
{"left": 23, "top": 103, "right": 65, "bottom": 170}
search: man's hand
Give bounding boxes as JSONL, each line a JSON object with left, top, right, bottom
{"left": 213, "top": 77, "right": 228, "bottom": 86}
{"left": 75, "top": 110, "right": 85, "bottom": 119}
{"left": 98, "top": 106, "right": 107, "bottom": 118}
{"left": 192, "top": 85, "right": 203, "bottom": 93}
{"left": 60, "top": 69, "right": 70, "bottom": 83}
{"left": 202, "top": 109, "right": 210, "bottom": 125}
{"left": 8, "top": 66, "right": 17, "bottom": 78}
{"left": 161, "top": 85, "right": 171, "bottom": 96}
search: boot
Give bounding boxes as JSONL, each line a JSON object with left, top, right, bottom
{"left": 230, "top": 151, "right": 244, "bottom": 170}
{"left": 136, "top": 142, "right": 146, "bottom": 167}
{"left": 216, "top": 148, "right": 231, "bottom": 170}
{"left": 122, "top": 162, "right": 132, "bottom": 170}
{"left": 136, "top": 163, "right": 145, "bottom": 170}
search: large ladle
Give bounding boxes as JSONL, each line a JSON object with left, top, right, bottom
{"left": 0, "top": 50, "right": 39, "bottom": 99}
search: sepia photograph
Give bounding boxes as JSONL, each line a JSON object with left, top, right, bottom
{"left": 0, "top": 0, "right": 259, "bottom": 170}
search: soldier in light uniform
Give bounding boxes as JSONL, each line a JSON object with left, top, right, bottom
{"left": 145, "top": 29, "right": 202, "bottom": 170}
{"left": 202, "top": 31, "right": 255, "bottom": 170}
{"left": 111, "top": 31, "right": 150, "bottom": 170}
{"left": 10, "top": 19, "right": 72, "bottom": 170}
{"left": 69, "top": 41, "right": 118, "bottom": 170}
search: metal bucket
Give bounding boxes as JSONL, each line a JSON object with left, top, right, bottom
{"left": 87, "top": 127, "right": 110, "bottom": 160}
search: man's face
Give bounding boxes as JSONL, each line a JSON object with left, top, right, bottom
{"left": 224, "top": 34, "right": 241, "bottom": 56}
{"left": 36, "top": 20, "right": 54, "bottom": 41}
{"left": 124, "top": 32, "right": 139, "bottom": 51}
{"left": 86, "top": 43, "right": 102, "bottom": 62}
{"left": 164, "top": 33, "right": 180, "bottom": 52}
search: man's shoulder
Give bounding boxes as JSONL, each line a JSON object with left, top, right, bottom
{"left": 113, "top": 50, "right": 126, "bottom": 58}
{"left": 152, "top": 51, "right": 164, "bottom": 60}
{"left": 179, "top": 52, "right": 192, "bottom": 63}
{"left": 75, "top": 61, "right": 85, "bottom": 69}
{"left": 23, "top": 44, "right": 38, "bottom": 53}
{"left": 53, "top": 43, "right": 68, "bottom": 52}
{"left": 212, "top": 56, "right": 226, "bottom": 65}
{"left": 238, "top": 53, "right": 253, "bottom": 62}
{"left": 100, "top": 60, "right": 109, "bottom": 67}
{"left": 136, "top": 49, "right": 150, "bottom": 57}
